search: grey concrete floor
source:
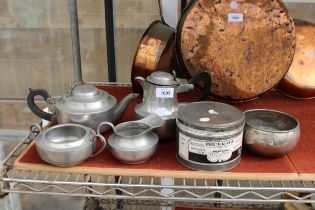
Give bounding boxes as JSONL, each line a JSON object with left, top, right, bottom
{"left": 0, "top": 130, "right": 86, "bottom": 210}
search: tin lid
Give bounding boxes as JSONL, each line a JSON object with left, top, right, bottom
{"left": 177, "top": 101, "right": 244, "bottom": 129}
{"left": 147, "top": 71, "right": 177, "bottom": 86}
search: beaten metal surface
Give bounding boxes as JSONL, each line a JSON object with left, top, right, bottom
{"left": 1, "top": 83, "right": 315, "bottom": 208}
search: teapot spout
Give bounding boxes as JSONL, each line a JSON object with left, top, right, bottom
{"left": 113, "top": 93, "right": 139, "bottom": 122}
{"left": 135, "top": 77, "right": 147, "bottom": 101}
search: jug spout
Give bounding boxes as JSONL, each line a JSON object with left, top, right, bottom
{"left": 135, "top": 77, "right": 147, "bottom": 101}
{"left": 113, "top": 93, "right": 139, "bottom": 122}
{"left": 137, "top": 113, "right": 164, "bottom": 130}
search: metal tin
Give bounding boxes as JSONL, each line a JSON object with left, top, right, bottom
{"left": 176, "top": 102, "right": 245, "bottom": 171}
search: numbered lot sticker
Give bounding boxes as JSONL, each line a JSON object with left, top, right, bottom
{"left": 228, "top": 13, "right": 243, "bottom": 22}
{"left": 156, "top": 88, "right": 174, "bottom": 98}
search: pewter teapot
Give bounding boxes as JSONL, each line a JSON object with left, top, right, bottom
{"left": 134, "top": 71, "right": 211, "bottom": 139}
{"left": 27, "top": 84, "right": 138, "bottom": 131}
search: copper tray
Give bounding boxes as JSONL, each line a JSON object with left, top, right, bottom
{"left": 176, "top": 0, "right": 296, "bottom": 102}
{"left": 277, "top": 20, "right": 315, "bottom": 99}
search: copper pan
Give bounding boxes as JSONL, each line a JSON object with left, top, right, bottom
{"left": 277, "top": 20, "right": 315, "bottom": 99}
{"left": 176, "top": 0, "right": 296, "bottom": 102}
{"left": 131, "top": 20, "right": 179, "bottom": 93}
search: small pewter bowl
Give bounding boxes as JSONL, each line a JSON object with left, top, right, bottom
{"left": 244, "top": 109, "right": 300, "bottom": 157}
{"left": 35, "top": 124, "right": 106, "bottom": 167}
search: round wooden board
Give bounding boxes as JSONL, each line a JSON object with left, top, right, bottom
{"left": 177, "top": 0, "right": 296, "bottom": 101}
{"left": 277, "top": 20, "right": 315, "bottom": 99}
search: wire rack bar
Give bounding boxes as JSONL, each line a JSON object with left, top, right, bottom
{"left": 3, "top": 176, "right": 315, "bottom": 193}
{"left": 1, "top": 83, "right": 315, "bottom": 208}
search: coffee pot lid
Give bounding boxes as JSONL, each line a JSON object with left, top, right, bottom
{"left": 147, "top": 71, "right": 177, "bottom": 86}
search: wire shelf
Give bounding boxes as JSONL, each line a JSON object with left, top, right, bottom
{"left": 1, "top": 84, "right": 315, "bottom": 208}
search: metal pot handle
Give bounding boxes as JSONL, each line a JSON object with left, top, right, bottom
{"left": 27, "top": 88, "right": 54, "bottom": 121}
{"left": 29, "top": 123, "right": 42, "bottom": 139}
{"left": 90, "top": 134, "right": 106, "bottom": 157}
{"left": 188, "top": 71, "right": 212, "bottom": 101}
{"left": 97, "top": 122, "right": 115, "bottom": 134}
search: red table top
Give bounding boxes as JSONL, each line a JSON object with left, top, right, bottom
{"left": 15, "top": 86, "right": 315, "bottom": 181}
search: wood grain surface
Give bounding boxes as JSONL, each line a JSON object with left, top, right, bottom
{"left": 177, "top": 0, "right": 296, "bottom": 101}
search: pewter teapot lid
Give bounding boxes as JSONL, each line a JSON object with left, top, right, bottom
{"left": 56, "top": 85, "right": 116, "bottom": 113}
{"left": 69, "top": 85, "right": 108, "bottom": 100}
{"left": 147, "top": 71, "right": 177, "bottom": 86}
{"left": 71, "top": 85, "right": 103, "bottom": 99}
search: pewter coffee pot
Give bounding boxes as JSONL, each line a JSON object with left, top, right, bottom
{"left": 27, "top": 84, "right": 138, "bottom": 131}
{"left": 134, "top": 71, "right": 211, "bottom": 139}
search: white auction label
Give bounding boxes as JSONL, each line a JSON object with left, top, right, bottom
{"left": 228, "top": 13, "right": 244, "bottom": 22}
{"left": 156, "top": 87, "right": 174, "bottom": 98}
{"left": 178, "top": 132, "right": 243, "bottom": 163}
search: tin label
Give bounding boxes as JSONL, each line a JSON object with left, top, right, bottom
{"left": 178, "top": 132, "right": 243, "bottom": 163}
{"left": 228, "top": 13, "right": 243, "bottom": 22}
{"left": 156, "top": 88, "right": 174, "bottom": 98}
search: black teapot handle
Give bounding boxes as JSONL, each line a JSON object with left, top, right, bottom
{"left": 27, "top": 88, "right": 54, "bottom": 121}
{"left": 188, "top": 71, "right": 212, "bottom": 101}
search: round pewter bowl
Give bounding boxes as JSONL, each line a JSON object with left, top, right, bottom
{"left": 35, "top": 124, "right": 106, "bottom": 167}
{"left": 244, "top": 109, "right": 300, "bottom": 157}
{"left": 108, "top": 125, "right": 159, "bottom": 164}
